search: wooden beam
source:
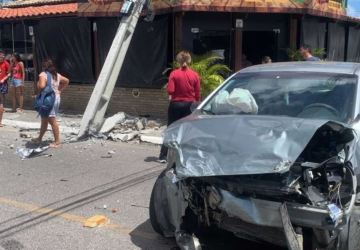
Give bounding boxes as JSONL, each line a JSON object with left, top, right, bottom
{"left": 174, "top": 12, "right": 183, "bottom": 55}
{"left": 289, "top": 17, "right": 298, "bottom": 50}
{"left": 92, "top": 21, "right": 101, "bottom": 79}
{"left": 31, "top": 34, "right": 38, "bottom": 96}
{"left": 234, "top": 28, "right": 243, "bottom": 71}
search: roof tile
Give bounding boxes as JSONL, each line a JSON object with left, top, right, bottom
{"left": 2, "top": 0, "right": 74, "bottom": 8}
{"left": 0, "top": 3, "right": 77, "bottom": 19}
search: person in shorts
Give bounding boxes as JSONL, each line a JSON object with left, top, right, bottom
{"left": 10, "top": 53, "right": 25, "bottom": 112}
{"left": 32, "top": 59, "right": 69, "bottom": 148}
{"left": 0, "top": 51, "right": 10, "bottom": 127}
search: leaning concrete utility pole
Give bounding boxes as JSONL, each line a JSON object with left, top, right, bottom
{"left": 78, "top": 0, "right": 147, "bottom": 138}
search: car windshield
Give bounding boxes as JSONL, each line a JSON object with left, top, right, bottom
{"left": 202, "top": 71, "right": 358, "bottom": 123}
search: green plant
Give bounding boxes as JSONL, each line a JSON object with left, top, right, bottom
{"left": 286, "top": 48, "right": 302, "bottom": 61}
{"left": 189, "top": 53, "right": 231, "bottom": 98}
{"left": 312, "top": 48, "right": 326, "bottom": 58}
{"left": 164, "top": 53, "right": 231, "bottom": 98}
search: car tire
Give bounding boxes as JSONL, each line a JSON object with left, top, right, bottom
{"left": 149, "top": 170, "right": 175, "bottom": 237}
{"left": 149, "top": 174, "right": 165, "bottom": 236}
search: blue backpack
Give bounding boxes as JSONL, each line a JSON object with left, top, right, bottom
{"left": 34, "top": 72, "right": 55, "bottom": 117}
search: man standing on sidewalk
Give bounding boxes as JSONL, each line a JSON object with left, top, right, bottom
{"left": 0, "top": 51, "right": 10, "bottom": 127}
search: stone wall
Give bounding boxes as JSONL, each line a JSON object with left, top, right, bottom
{"left": 5, "top": 82, "right": 169, "bottom": 119}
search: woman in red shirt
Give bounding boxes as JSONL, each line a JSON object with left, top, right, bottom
{"left": 158, "top": 51, "right": 201, "bottom": 163}
{"left": 10, "top": 53, "right": 25, "bottom": 112}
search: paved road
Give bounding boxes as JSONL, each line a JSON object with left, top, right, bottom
{"left": 0, "top": 128, "right": 282, "bottom": 250}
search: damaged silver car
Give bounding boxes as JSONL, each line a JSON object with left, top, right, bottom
{"left": 149, "top": 62, "right": 360, "bottom": 250}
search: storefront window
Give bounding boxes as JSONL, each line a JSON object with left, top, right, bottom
{"left": 0, "top": 23, "right": 34, "bottom": 81}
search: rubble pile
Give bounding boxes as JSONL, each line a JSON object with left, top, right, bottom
{"left": 102, "top": 112, "right": 165, "bottom": 145}
{"left": 9, "top": 112, "right": 165, "bottom": 158}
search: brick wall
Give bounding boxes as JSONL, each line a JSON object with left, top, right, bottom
{"left": 5, "top": 82, "right": 169, "bottom": 118}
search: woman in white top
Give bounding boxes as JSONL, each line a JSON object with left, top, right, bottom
{"left": 33, "top": 59, "right": 69, "bottom": 148}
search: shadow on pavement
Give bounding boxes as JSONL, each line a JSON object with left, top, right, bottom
{"left": 0, "top": 167, "right": 163, "bottom": 240}
{"left": 130, "top": 220, "right": 286, "bottom": 250}
{"left": 130, "top": 220, "right": 176, "bottom": 250}
{"left": 144, "top": 156, "right": 159, "bottom": 163}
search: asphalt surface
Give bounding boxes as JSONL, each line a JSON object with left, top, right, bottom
{"left": 0, "top": 126, "right": 283, "bottom": 250}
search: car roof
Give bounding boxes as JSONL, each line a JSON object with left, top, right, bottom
{"left": 239, "top": 62, "right": 360, "bottom": 75}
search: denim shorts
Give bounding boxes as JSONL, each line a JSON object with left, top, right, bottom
{"left": 0, "top": 83, "right": 8, "bottom": 94}
{"left": 49, "top": 96, "right": 60, "bottom": 118}
{"left": 12, "top": 79, "right": 23, "bottom": 87}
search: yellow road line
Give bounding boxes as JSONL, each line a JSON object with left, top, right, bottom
{"left": 0, "top": 197, "right": 157, "bottom": 240}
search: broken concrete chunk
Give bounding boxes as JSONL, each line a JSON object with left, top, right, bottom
{"left": 136, "top": 120, "right": 144, "bottom": 131}
{"left": 109, "top": 132, "right": 139, "bottom": 142}
{"left": 20, "top": 132, "right": 32, "bottom": 138}
{"left": 146, "top": 120, "right": 161, "bottom": 129}
{"left": 140, "top": 135, "right": 163, "bottom": 145}
{"left": 140, "top": 129, "right": 160, "bottom": 135}
{"left": 100, "top": 112, "right": 126, "bottom": 134}
{"left": 141, "top": 118, "right": 147, "bottom": 127}
{"left": 123, "top": 132, "right": 139, "bottom": 141}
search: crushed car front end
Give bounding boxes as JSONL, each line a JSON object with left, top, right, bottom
{"left": 150, "top": 62, "right": 360, "bottom": 249}
{"left": 156, "top": 115, "right": 358, "bottom": 249}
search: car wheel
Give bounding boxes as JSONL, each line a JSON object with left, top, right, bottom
{"left": 149, "top": 171, "right": 175, "bottom": 236}
{"left": 149, "top": 174, "right": 164, "bottom": 235}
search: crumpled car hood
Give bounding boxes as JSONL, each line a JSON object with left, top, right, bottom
{"left": 164, "top": 114, "right": 354, "bottom": 178}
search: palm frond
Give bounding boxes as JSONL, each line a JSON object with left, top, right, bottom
{"left": 207, "top": 64, "right": 231, "bottom": 76}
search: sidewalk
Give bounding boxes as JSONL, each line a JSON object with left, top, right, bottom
{"left": 2, "top": 109, "right": 81, "bottom": 135}
{"left": 1, "top": 109, "right": 165, "bottom": 145}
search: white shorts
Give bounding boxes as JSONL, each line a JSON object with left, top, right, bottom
{"left": 49, "top": 96, "right": 60, "bottom": 118}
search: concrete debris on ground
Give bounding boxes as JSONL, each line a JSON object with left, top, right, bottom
{"left": 4, "top": 110, "right": 165, "bottom": 146}
{"left": 16, "top": 146, "right": 49, "bottom": 159}
{"left": 99, "top": 112, "right": 126, "bottom": 134}
{"left": 140, "top": 135, "right": 163, "bottom": 145}
{"left": 20, "top": 132, "right": 32, "bottom": 138}
{"left": 94, "top": 112, "right": 165, "bottom": 145}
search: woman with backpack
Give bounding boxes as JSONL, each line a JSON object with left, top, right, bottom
{"left": 32, "top": 59, "right": 69, "bottom": 148}
{"left": 10, "top": 53, "right": 25, "bottom": 112}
